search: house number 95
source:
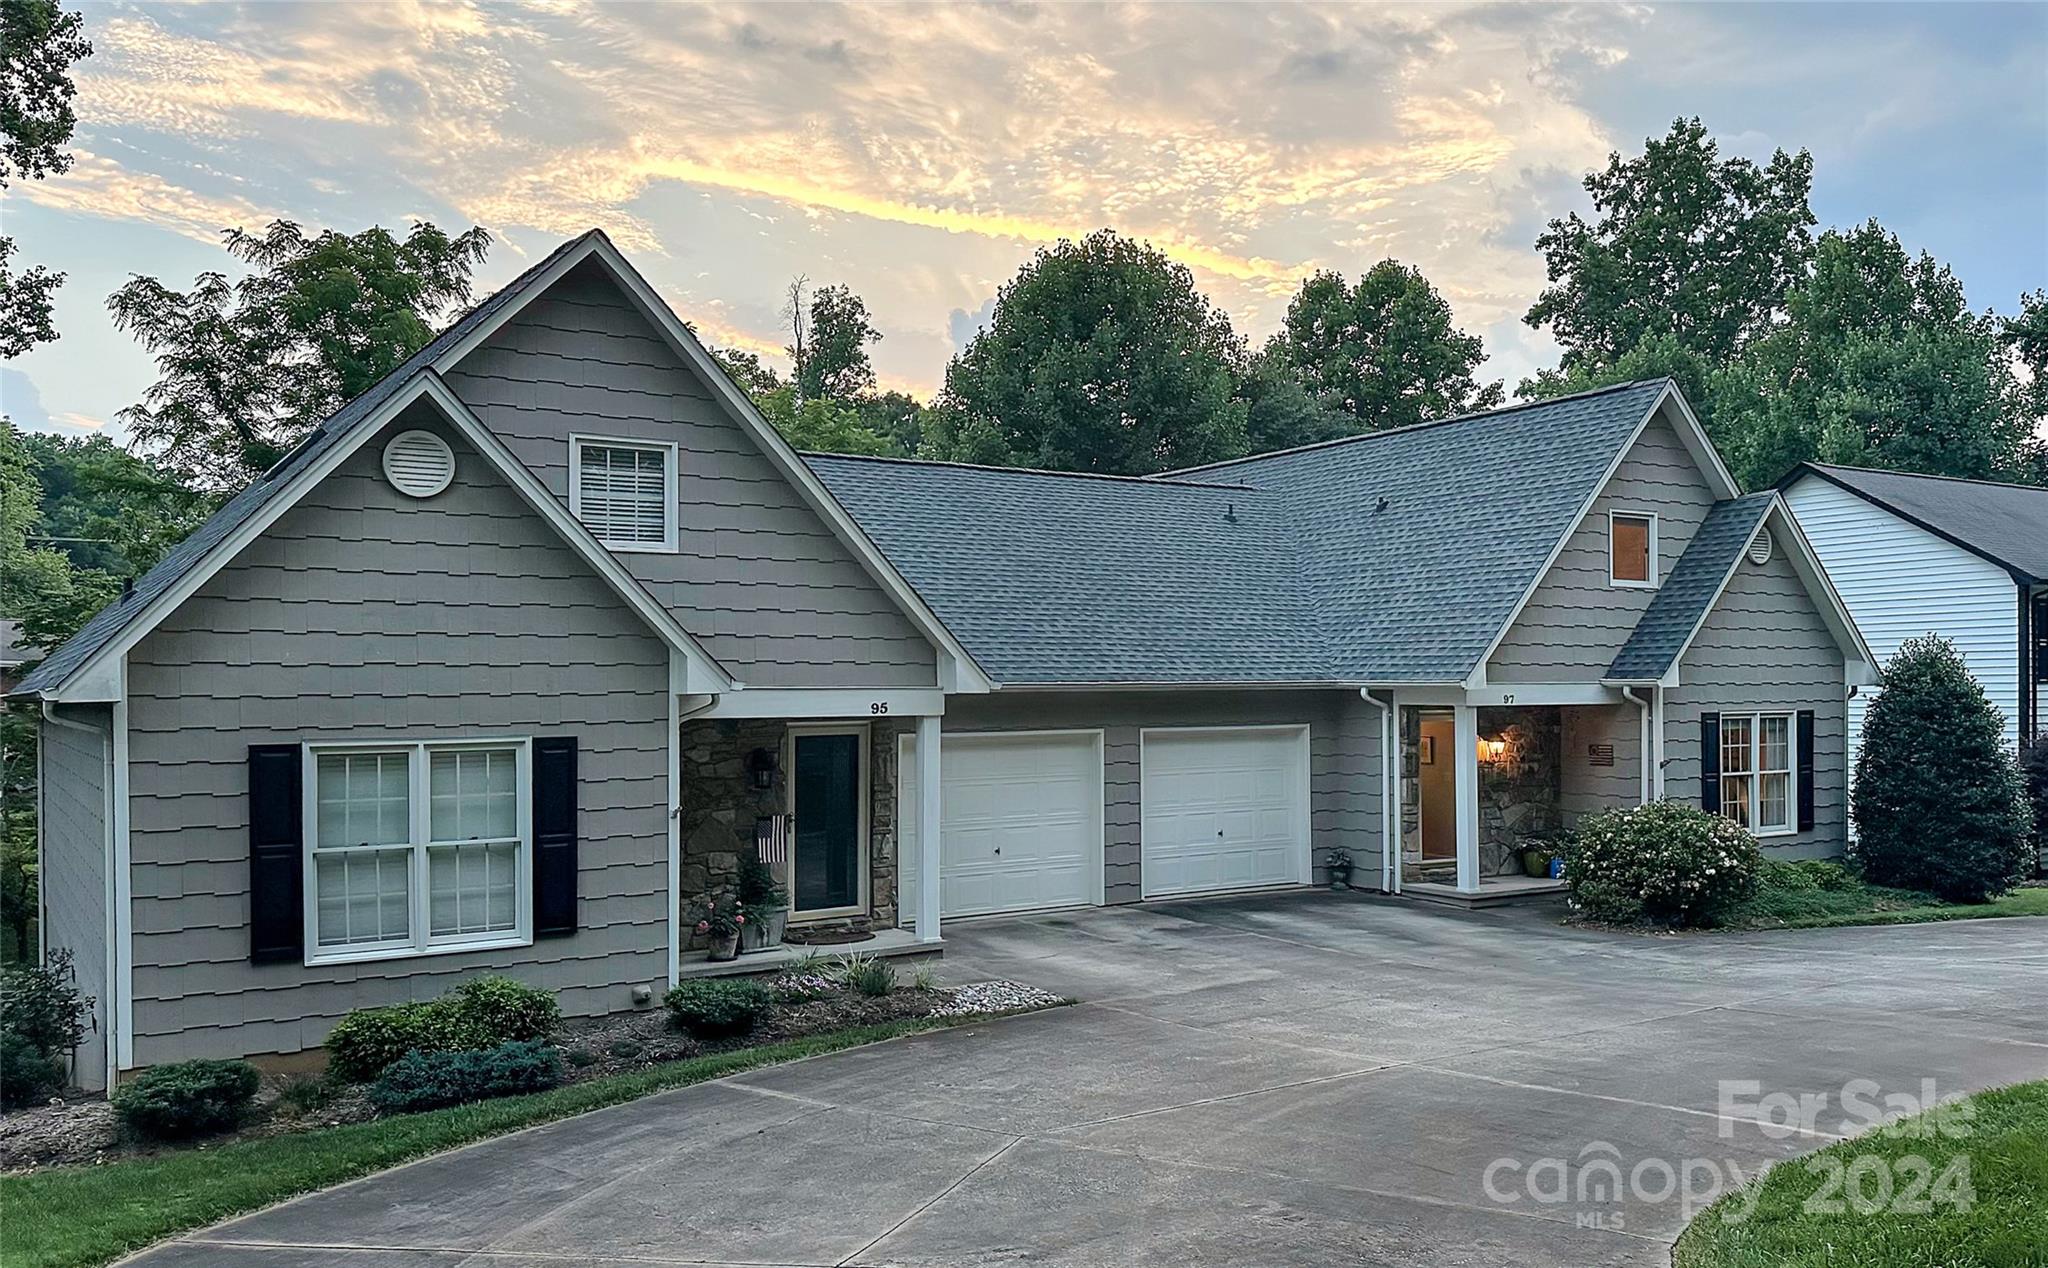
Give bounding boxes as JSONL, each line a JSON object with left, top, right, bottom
{"left": 870, "top": 701, "right": 890, "bottom": 714}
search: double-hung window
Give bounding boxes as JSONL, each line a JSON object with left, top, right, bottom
{"left": 569, "top": 436, "right": 677, "bottom": 552}
{"left": 1717, "top": 713, "right": 1794, "bottom": 835}
{"left": 306, "top": 741, "right": 531, "bottom": 963}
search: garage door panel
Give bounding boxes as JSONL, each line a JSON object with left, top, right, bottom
{"left": 901, "top": 733, "right": 1103, "bottom": 919}
{"left": 1142, "top": 728, "right": 1307, "bottom": 899}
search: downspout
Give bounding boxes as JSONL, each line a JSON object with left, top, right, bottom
{"left": 1620, "top": 687, "right": 1652, "bottom": 805}
{"left": 1357, "top": 690, "right": 1395, "bottom": 893}
{"left": 1651, "top": 686, "right": 1667, "bottom": 801}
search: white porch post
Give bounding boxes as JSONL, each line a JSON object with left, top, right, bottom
{"left": 915, "top": 713, "right": 943, "bottom": 943}
{"left": 1453, "top": 703, "right": 1480, "bottom": 894}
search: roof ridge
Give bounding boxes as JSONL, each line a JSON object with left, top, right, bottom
{"left": 1159, "top": 378, "right": 1672, "bottom": 477}
{"left": 799, "top": 449, "right": 1260, "bottom": 491}
{"left": 1807, "top": 461, "right": 2048, "bottom": 495}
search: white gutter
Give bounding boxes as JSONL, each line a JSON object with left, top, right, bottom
{"left": 1619, "top": 687, "right": 1652, "bottom": 804}
{"left": 1356, "top": 689, "right": 1397, "bottom": 893}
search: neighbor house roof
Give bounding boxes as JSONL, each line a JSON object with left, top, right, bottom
{"left": 1780, "top": 463, "right": 2048, "bottom": 584}
{"left": 14, "top": 234, "right": 596, "bottom": 700}
{"left": 1606, "top": 493, "right": 1777, "bottom": 682}
{"left": 810, "top": 379, "right": 1682, "bottom": 685}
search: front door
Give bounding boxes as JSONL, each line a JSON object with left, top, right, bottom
{"left": 791, "top": 729, "right": 864, "bottom": 916}
{"left": 1418, "top": 712, "right": 1456, "bottom": 861}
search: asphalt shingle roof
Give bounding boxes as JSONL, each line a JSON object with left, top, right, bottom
{"left": 1606, "top": 493, "right": 1776, "bottom": 681}
{"left": 811, "top": 379, "right": 1676, "bottom": 685}
{"left": 15, "top": 233, "right": 597, "bottom": 698}
{"left": 1787, "top": 463, "right": 2048, "bottom": 583}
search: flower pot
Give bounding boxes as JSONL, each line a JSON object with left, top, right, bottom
{"left": 707, "top": 930, "right": 741, "bottom": 961}
{"left": 740, "top": 907, "right": 788, "bottom": 952}
{"left": 1327, "top": 868, "right": 1353, "bottom": 891}
{"left": 1520, "top": 848, "right": 1554, "bottom": 879}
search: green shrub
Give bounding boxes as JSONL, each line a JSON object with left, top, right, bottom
{"left": 325, "top": 976, "right": 560, "bottom": 1082}
{"left": 366, "top": 1040, "right": 562, "bottom": 1116}
{"left": 112, "top": 1058, "right": 260, "bottom": 1140}
{"left": 664, "top": 979, "right": 773, "bottom": 1039}
{"left": 274, "top": 1074, "right": 339, "bottom": 1114}
{"left": 0, "top": 1027, "right": 65, "bottom": 1109}
{"left": 1565, "top": 800, "right": 1763, "bottom": 927}
{"left": 837, "top": 953, "right": 896, "bottom": 998}
{"left": 0, "top": 948, "right": 90, "bottom": 1058}
{"left": 2021, "top": 740, "right": 2048, "bottom": 873}
{"left": 1853, "top": 636, "right": 2032, "bottom": 902}
{"left": 563, "top": 1046, "right": 598, "bottom": 1069}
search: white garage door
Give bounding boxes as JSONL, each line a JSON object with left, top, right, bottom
{"left": 1142, "top": 727, "right": 1309, "bottom": 898}
{"left": 899, "top": 732, "right": 1103, "bottom": 919}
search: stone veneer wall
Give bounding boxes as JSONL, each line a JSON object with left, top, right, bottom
{"left": 677, "top": 718, "right": 909, "bottom": 950}
{"left": 1475, "top": 706, "right": 1563, "bottom": 876}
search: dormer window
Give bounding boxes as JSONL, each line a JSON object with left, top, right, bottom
{"left": 570, "top": 436, "right": 677, "bottom": 552}
{"left": 1609, "top": 511, "right": 1657, "bottom": 589}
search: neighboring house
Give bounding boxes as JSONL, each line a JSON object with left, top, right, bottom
{"left": 14, "top": 230, "right": 1873, "bottom": 1091}
{"left": 1, "top": 617, "right": 35, "bottom": 693}
{"left": 1781, "top": 463, "right": 2047, "bottom": 761}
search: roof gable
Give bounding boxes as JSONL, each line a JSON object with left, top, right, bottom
{"left": 1780, "top": 463, "right": 2048, "bottom": 583}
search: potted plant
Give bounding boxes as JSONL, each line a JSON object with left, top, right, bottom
{"left": 736, "top": 853, "right": 789, "bottom": 952}
{"left": 692, "top": 893, "right": 745, "bottom": 961}
{"left": 1326, "top": 848, "right": 1355, "bottom": 890}
{"left": 1520, "top": 834, "right": 1566, "bottom": 879}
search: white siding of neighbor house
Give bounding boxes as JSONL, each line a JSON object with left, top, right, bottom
{"left": 1784, "top": 477, "right": 2021, "bottom": 757}
{"left": 442, "top": 261, "right": 938, "bottom": 690}
{"left": 38, "top": 706, "right": 113, "bottom": 1090}
{"left": 122, "top": 415, "right": 673, "bottom": 1068}
{"left": 1488, "top": 410, "right": 1721, "bottom": 684}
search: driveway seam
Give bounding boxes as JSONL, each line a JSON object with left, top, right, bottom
{"left": 178, "top": 1238, "right": 836, "bottom": 1266}
{"left": 834, "top": 1136, "right": 1024, "bottom": 1267}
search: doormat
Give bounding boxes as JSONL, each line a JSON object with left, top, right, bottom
{"left": 783, "top": 928, "right": 877, "bottom": 946}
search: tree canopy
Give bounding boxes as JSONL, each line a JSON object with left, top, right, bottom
{"left": 0, "top": 0, "right": 91, "bottom": 357}
{"left": 931, "top": 229, "right": 1248, "bottom": 475}
{"left": 793, "top": 283, "right": 882, "bottom": 402}
{"left": 108, "top": 220, "right": 491, "bottom": 491}
{"left": 1262, "top": 262, "right": 1503, "bottom": 434}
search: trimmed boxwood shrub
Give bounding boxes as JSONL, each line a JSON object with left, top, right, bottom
{"left": 1853, "top": 636, "right": 2032, "bottom": 902}
{"left": 0, "top": 1028, "right": 66, "bottom": 1109}
{"left": 367, "top": 1039, "right": 563, "bottom": 1116}
{"left": 664, "top": 979, "right": 773, "bottom": 1039}
{"left": 1565, "top": 800, "right": 1763, "bottom": 927}
{"left": 326, "top": 975, "right": 561, "bottom": 1082}
{"left": 112, "top": 1058, "right": 260, "bottom": 1140}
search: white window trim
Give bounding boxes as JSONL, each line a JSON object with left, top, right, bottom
{"left": 786, "top": 723, "right": 870, "bottom": 922}
{"left": 302, "top": 738, "right": 534, "bottom": 967}
{"left": 1717, "top": 711, "right": 1797, "bottom": 838}
{"left": 568, "top": 434, "right": 679, "bottom": 553}
{"left": 1608, "top": 509, "right": 1659, "bottom": 589}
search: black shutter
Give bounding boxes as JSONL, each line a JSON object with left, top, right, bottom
{"left": 533, "top": 737, "right": 578, "bottom": 938}
{"left": 1796, "top": 710, "right": 1817, "bottom": 832}
{"left": 248, "top": 745, "right": 303, "bottom": 964}
{"left": 1699, "top": 715, "right": 1721, "bottom": 814}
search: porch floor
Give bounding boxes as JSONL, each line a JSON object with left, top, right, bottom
{"left": 676, "top": 927, "right": 943, "bottom": 979}
{"left": 1399, "top": 875, "right": 1568, "bottom": 910}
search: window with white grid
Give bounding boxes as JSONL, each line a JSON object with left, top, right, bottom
{"left": 307, "top": 741, "right": 530, "bottom": 963}
{"left": 1717, "top": 712, "right": 1795, "bottom": 836}
{"left": 569, "top": 437, "right": 676, "bottom": 551}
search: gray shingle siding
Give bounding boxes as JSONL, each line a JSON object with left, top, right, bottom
{"left": 123, "top": 418, "right": 673, "bottom": 1066}
{"left": 1606, "top": 494, "right": 1775, "bottom": 681}
{"left": 1664, "top": 544, "right": 1849, "bottom": 856}
{"left": 1558, "top": 704, "right": 1643, "bottom": 827}
{"left": 39, "top": 706, "right": 111, "bottom": 1090}
{"left": 943, "top": 690, "right": 1384, "bottom": 901}
{"left": 443, "top": 262, "right": 937, "bottom": 689}
{"left": 1488, "top": 413, "right": 1721, "bottom": 684}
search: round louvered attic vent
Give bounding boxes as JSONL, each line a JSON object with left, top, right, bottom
{"left": 1748, "top": 529, "right": 1774, "bottom": 566}
{"left": 382, "top": 430, "right": 455, "bottom": 498}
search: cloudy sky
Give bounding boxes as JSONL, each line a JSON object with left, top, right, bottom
{"left": 5, "top": 1, "right": 2045, "bottom": 443}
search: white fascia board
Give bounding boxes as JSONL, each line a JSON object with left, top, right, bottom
{"left": 418, "top": 375, "right": 733, "bottom": 692}
{"left": 703, "top": 687, "right": 946, "bottom": 720}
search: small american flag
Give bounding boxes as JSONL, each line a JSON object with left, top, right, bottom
{"left": 755, "top": 815, "right": 790, "bottom": 865}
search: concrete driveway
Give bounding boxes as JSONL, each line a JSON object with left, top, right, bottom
{"left": 131, "top": 893, "right": 2047, "bottom": 1267}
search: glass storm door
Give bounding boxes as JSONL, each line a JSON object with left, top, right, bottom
{"left": 792, "top": 731, "right": 862, "bottom": 914}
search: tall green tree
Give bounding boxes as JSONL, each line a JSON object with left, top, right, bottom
{"left": 1261, "top": 262, "right": 1502, "bottom": 436}
{"left": 792, "top": 283, "right": 882, "bottom": 402}
{"left": 1238, "top": 352, "right": 1355, "bottom": 456}
{"left": 931, "top": 230, "right": 1248, "bottom": 475}
{"left": 108, "top": 220, "right": 491, "bottom": 491}
{"left": 1526, "top": 118, "right": 1815, "bottom": 374}
{"left": 0, "top": 0, "right": 92, "bottom": 356}
{"left": 18, "top": 432, "right": 208, "bottom": 576}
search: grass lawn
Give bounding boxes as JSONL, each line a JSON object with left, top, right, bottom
{"left": 0, "top": 1012, "right": 1036, "bottom": 1268}
{"left": 1674, "top": 1079, "right": 2048, "bottom": 1268}
{"left": 1726, "top": 875, "right": 2048, "bottom": 931}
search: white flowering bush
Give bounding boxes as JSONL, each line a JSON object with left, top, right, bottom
{"left": 1564, "top": 800, "right": 1763, "bottom": 927}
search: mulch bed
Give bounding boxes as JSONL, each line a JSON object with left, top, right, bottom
{"left": 0, "top": 973, "right": 1061, "bottom": 1174}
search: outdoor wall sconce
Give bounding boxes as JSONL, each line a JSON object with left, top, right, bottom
{"left": 745, "top": 747, "right": 779, "bottom": 791}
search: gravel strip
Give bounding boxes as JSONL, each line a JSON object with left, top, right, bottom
{"left": 930, "top": 979, "right": 1065, "bottom": 1017}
